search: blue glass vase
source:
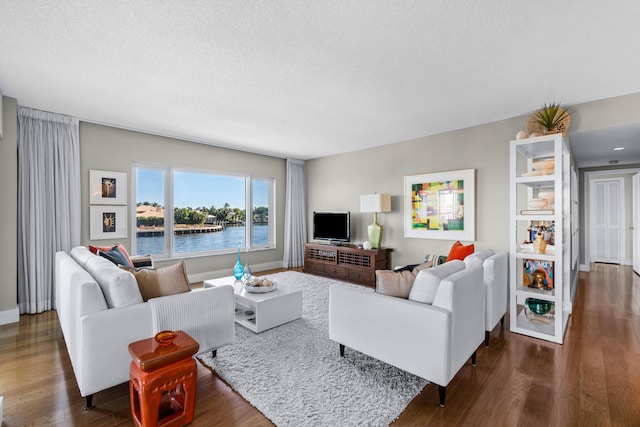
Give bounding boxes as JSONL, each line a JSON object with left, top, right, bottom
{"left": 233, "top": 247, "right": 244, "bottom": 280}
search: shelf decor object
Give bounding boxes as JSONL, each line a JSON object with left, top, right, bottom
{"left": 360, "top": 193, "right": 391, "bottom": 249}
{"left": 526, "top": 102, "right": 572, "bottom": 137}
{"left": 509, "top": 133, "right": 571, "bottom": 344}
{"left": 404, "top": 169, "right": 475, "bottom": 241}
{"left": 233, "top": 246, "right": 244, "bottom": 280}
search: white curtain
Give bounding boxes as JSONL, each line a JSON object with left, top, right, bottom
{"left": 283, "top": 158, "right": 307, "bottom": 268}
{"left": 18, "top": 107, "right": 80, "bottom": 314}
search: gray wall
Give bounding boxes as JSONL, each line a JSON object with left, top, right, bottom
{"left": 306, "top": 92, "right": 640, "bottom": 288}
{"left": 79, "top": 122, "right": 287, "bottom": 281}
{"left": 307, "top": 117, "right": 516, "bottom": 268}
{"left": 0, "top": 96, "right": 18, "bottom": 323}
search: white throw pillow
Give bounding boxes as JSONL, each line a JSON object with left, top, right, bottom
{"left": 408, "top": 260, "right": 465, "bottom": 304}
{"left": 85, "top": 256, "right": 143, "bottom": 308}
{"left": 463, "top": 249, "right": 495, "bottom": 269}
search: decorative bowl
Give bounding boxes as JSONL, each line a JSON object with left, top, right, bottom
{"left": 528, "top": 198, "right": 548, "bottom": 209}
{"left": 154, "top": 330, "right": 177, "bottom": 346}
{"left": 244, "top": 277, "right": 277, "bottom": 293}
{"left": 538, "top": 191, "right": 555, "bottom": 206}
{"left": 531, "top": 159, "right": 554, "bottom": 171}
{"left": 525, "top": 298, "right": 553, "bottom": 315}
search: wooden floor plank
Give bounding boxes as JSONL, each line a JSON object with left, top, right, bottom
{"left": 1, "top": 265, "right": 640, "bottom": 426}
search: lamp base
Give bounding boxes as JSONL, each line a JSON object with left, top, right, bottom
{"left": 368, "top": 213, "right": 383, "bottom": 249}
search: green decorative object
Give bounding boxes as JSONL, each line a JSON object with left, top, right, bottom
{"left": 360, "top": 193, "right": 392, "bottom": 250}
{"left": 525, "top": 298, "right": 553, "bottom": 315}
{"left": 368, "top": 212, "right": 382, "bottom": 249}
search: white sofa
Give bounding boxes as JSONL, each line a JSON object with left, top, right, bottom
{"left": 464, "top": 250, "right": 509, "bottom": 346}
{"left": 55, "top": 246, "right": 235, "bottom": 410}
{"left": 329, "top": 264, "right": 485, "bottom": 406}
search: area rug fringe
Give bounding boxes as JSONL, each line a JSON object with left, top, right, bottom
{"left": 198, "top": 271, "right": 427, "bottom": 427}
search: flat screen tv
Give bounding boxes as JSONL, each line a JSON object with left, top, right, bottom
{"left": 313, "top": 211, "right": 350, "bottom": 244}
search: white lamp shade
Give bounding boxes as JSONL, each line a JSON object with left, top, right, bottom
{"left": 360, "top": 194, "right": 391, "bottom": 213}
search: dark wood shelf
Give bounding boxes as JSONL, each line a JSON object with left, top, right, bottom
{"left": 303, "top": 243, "right": 392, "bottom": 287}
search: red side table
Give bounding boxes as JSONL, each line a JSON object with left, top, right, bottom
{"left": 128, "top": 331, "right": 199, "bottom": 427}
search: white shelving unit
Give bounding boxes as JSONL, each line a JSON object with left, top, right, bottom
{"left": 509, "top": 133, "right": 571, "bottom": 344}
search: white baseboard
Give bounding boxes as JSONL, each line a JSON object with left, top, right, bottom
{"left": 579, "top": 263, "right": 590, "bottom": 272}
{"left": 0, "top": 306, "right": 19, "bottom": 325}
{"left": 188, "top": 261, "right": 284, "bottom": 283}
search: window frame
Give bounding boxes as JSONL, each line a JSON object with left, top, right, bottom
{"left": 131, "top": 162, "right": 275, "bottom": 260}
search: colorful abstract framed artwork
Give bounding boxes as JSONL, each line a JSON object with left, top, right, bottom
{"left": 403, "top": 169, "right": 475, "bottom": 241}
{"left": 90, "top": 205, "right": 127, "bottom": 240}
{"left": 89, "top": 170, "right": 127, "bottom": 205}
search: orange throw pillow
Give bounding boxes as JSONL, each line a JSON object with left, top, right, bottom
{"left": 446, "top": 241, "right": 475, "bottom": 262}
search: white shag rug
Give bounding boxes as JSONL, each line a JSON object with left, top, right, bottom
{"left": 198, "top": 271, "right": 427, "bottom": 427}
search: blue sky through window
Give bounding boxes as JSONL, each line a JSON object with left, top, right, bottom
{"left": 136, "top": 169, "right": 268, "bottom": 208}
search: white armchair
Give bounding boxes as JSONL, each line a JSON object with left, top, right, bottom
{"left": 329, "top": 265, "right": 484, "bottom": 406}
{"left": 464, "top": 250, "right": 509, "bottom": 346}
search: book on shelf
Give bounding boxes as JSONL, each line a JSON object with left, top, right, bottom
{"left": 520, "top": 209, "right": 554, "bottom": 215}
{"left": 523, "top": 259, "right": 554, "bottom": 289}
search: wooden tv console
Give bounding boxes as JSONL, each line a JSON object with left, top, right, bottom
{"left": 303, "top": 243, "right": 392, "bottom": 288}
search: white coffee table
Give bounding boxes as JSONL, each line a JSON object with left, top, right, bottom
{"left": 203, "top": 276, "right": 303, "bottom": 333}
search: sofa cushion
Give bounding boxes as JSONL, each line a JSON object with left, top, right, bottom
{"left": 375, "top": 270, "right": 415, "bottom": 298}
{"left": 123, "top": 261, "right": 191, "bottom": 302}
{"left": 464, "top": 249, "right": 495, "bottom": 268}
{"left": 89, "top": 243, "right": 133, "bottom": 267}
{"left": 98, "top": 245, "right": 132, "bottom": 267}
{"left": 70, "top": 246, "right": 95, "bottom": 269}
{"left": 408, "top": 260, "right": 465, "bottom": 304}
{"left": 85, "top": 255, "right": 143, "bottom": 308}
{"left": 446, "top": 241, "right": 475, "bottom": 262}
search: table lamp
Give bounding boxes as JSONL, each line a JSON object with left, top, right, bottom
{"left": 360, "top": 193, "right": 391, "bottom": 249}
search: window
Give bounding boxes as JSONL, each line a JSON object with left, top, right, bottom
{"left": 133, "top": 163, "right": 274, "bottom": 258}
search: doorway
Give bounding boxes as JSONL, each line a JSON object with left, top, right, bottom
{"left": 589, "top": 178, "right": 624, "bottom": 264}
{"left": 633, "top": 173, "right": 639, "bottom": 274}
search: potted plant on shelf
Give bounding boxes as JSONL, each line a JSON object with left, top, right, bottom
{"left": 526, "top": 102, "right": 572, "bottom": 137}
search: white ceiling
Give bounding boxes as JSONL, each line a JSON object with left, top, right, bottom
{"left": 2, "top": 1, "right": 640, "bottom": 161}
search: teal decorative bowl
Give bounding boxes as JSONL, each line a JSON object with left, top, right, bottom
{"left": 525, "top": 298, "right": 553, "bottom": 315}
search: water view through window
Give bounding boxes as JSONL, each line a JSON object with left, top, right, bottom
{"left": 134, "top": 166, "right": 272, "bottom": 257}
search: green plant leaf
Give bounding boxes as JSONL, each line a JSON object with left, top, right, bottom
{"left": 533, "top": 102, "right": 571, "bottom": 131}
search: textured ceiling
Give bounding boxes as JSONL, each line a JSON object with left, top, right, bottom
{"left": 1, "top": 1, "right": 640, "bottom": 160}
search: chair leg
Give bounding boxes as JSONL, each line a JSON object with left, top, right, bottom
{"left": 484, "top": 331, "right": 490, "bottom": 347}
{"left": 438, "top": 385, "right": 446, "bottom": 407}
{"left": 339, "top": 344, "right": 345, "bottom": 357}
{"left": 211, "top": 349, "right": 217, "bottom": 358}
{"left": 500, "top": 314, "right": 505, "bottom": 327}
{"left": 84, "top": 394, "right": 95, "bottom": 411}
{"left": 471, "top": 350, "right": 477, "bottom": 366}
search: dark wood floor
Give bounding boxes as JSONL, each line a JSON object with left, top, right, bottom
{"left": 1, "top": 264, "right": 639, "bottom": 426}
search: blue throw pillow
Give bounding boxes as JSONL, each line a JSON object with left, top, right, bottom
{"left": 98, "top": 245, "right": 132, "bottom": 267}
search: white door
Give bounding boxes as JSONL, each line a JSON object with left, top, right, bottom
{"left": 633, "top": 173, "right": 640, "bottom": 274}
{"left": 590, "top": 178, "right": 623, "bottom": 264}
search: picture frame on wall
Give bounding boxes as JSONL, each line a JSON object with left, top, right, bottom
{"left": 403, "top": 168, "right": 475, "bottom": 241}
{"left": 90, "top": 205, "right": 127, "bottom": 240}
{"left": 90, "top": 169, "right": 127, "bottom": 205}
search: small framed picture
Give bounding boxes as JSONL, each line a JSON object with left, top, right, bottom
{"left": 90, "top": 205, "right": 127, "bottom": 240}
{"left": 90, "top": 170, "right": 127, "bottom": 205}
